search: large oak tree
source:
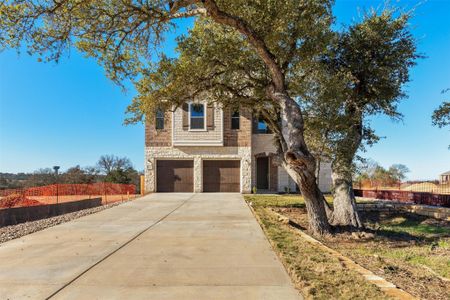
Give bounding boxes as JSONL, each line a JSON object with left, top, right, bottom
{"left": 1, "top": 0, "right": 335, "bottom": 234}
{"left": 129, "top": 10, "right": 418, "bottom": 229}
{"left": 0, "top": 0, "right": 418, "bottom": 234}
{"left": 302, "top": 10, "right": 418, "bottom": 227}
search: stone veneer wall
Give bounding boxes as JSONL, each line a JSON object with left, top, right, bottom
{"left": 357, "top": 201, "right": 450, "bottom": 220}
{"left": 145, "top": 146, "right": 252, "bottom": 193}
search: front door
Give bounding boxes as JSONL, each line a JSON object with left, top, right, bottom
{"left": 256, "top": 157, "right": 269, "bottom": 190}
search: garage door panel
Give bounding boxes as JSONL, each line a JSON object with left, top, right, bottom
{"left": 203, "top": 160, "right": 240, "bottom": 192}
{"left": 157, "top": 160, "right": 193, "bottom": 192}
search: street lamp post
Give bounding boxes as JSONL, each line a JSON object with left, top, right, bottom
{"left": 53, "top": 166, "right": 60, "bottom": 214}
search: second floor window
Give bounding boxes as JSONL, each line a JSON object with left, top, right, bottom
{"left": 155, "top": 109, "right": 164, "bottom": 129}
{"left": 257, "top": 117, "right": 271, "bottom": 134}
{"left": 190, "top": 103, "right": 205, "bottom": 130}
{"left": 231, "top": 111, "right": 240, "bottom": 129}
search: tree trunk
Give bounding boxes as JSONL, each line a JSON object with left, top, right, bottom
{"left": 201, "top": 0, "right": 331, "bottom": 235}
{"left": 330, "top": 168, "right": 362, "bottom": 228}
{"left": 329, "top": 109, "right": 363, "bottom": 228}
{"left": 285, "top": 164, "right": 332, "bottom": 235}
{"left": 275, "top": 92, "right": 331, "bottom": 235}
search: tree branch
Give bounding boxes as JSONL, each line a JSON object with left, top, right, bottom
{"left": 201, "top": 0, "right": 285, "bottom": 92}
{"left": 170, "top": 8, "right": 206, "bottom": 19}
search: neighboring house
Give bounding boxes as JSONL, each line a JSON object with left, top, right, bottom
{"left": 440, "top": 171, "right": 450, "bottom": 184}
{"left": 144, "top": 102, "right": 332, "bottom": 193}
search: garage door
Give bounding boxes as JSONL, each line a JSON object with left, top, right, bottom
{"left": 156, "top": 160, "right": 194, "bottom": 192}
{"left": 203, "top": 160, "right": 240, "bottom": 192}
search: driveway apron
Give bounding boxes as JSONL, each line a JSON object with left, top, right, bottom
{"left": 0, "top": 193, "right": 300, "bottom": 300}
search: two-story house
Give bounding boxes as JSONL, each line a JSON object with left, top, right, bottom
{"left": 144, "top": 102, "right": 332, "bottom": 193}
{"left": 440, "top": 171, "right": 450, "bottom": 184}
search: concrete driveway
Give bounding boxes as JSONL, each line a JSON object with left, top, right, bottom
{"left": 0, "top": 193, "right": 300, "bottom": 299}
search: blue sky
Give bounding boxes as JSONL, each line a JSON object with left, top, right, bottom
{"left": 0, "top": 0, "right": 449, "bottom": 180}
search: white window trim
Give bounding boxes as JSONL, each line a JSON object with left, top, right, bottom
{"left": 188, "top": 102, "right": 207, "bottom": 131}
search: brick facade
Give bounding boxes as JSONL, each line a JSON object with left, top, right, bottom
{"left": 144, "top": 105, "right": 333, "bottom": 194}
{"left": 145, "top": 111, "right": 172, "bottom": 147}
{"left": 223, "top": 107, "right": 252, "bottom": 147}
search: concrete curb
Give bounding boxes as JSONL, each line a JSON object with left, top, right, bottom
{"left": 268, "top": 208, "right": 417, "bottom": 300}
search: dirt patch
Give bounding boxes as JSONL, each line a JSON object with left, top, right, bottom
{"left": 252, "top": 206, "right": 390, "bottom": 299}
{"left": 276, "top": 207, "right": 450, "bottom": 300}
{"left": 0, "top": 193, "right": 42, "bottom": 209}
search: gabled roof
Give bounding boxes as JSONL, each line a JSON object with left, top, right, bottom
{"left": 441, "top": 170, "right": 450, "bottom": 176}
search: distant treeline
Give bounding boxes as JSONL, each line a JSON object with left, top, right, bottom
{"left": 0, "top": 155, "right": 142, "bottom": 192}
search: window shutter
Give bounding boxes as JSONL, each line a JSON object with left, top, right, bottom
{"left": 182, "top": 103, "right": 189, "bottom": 130}
{"left": 207, "top": 104, "right": 214, "bottom": 129}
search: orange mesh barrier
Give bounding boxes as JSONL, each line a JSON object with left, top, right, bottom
{"left": 0, "top": 183, "right": 137, "bottom": 209}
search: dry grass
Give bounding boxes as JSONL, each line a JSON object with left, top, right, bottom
{"left": 245, "top": 194, "right": 450, "bottom": 300}
{"left": 247, "top": 195, "right": 390, "bottom": 299}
